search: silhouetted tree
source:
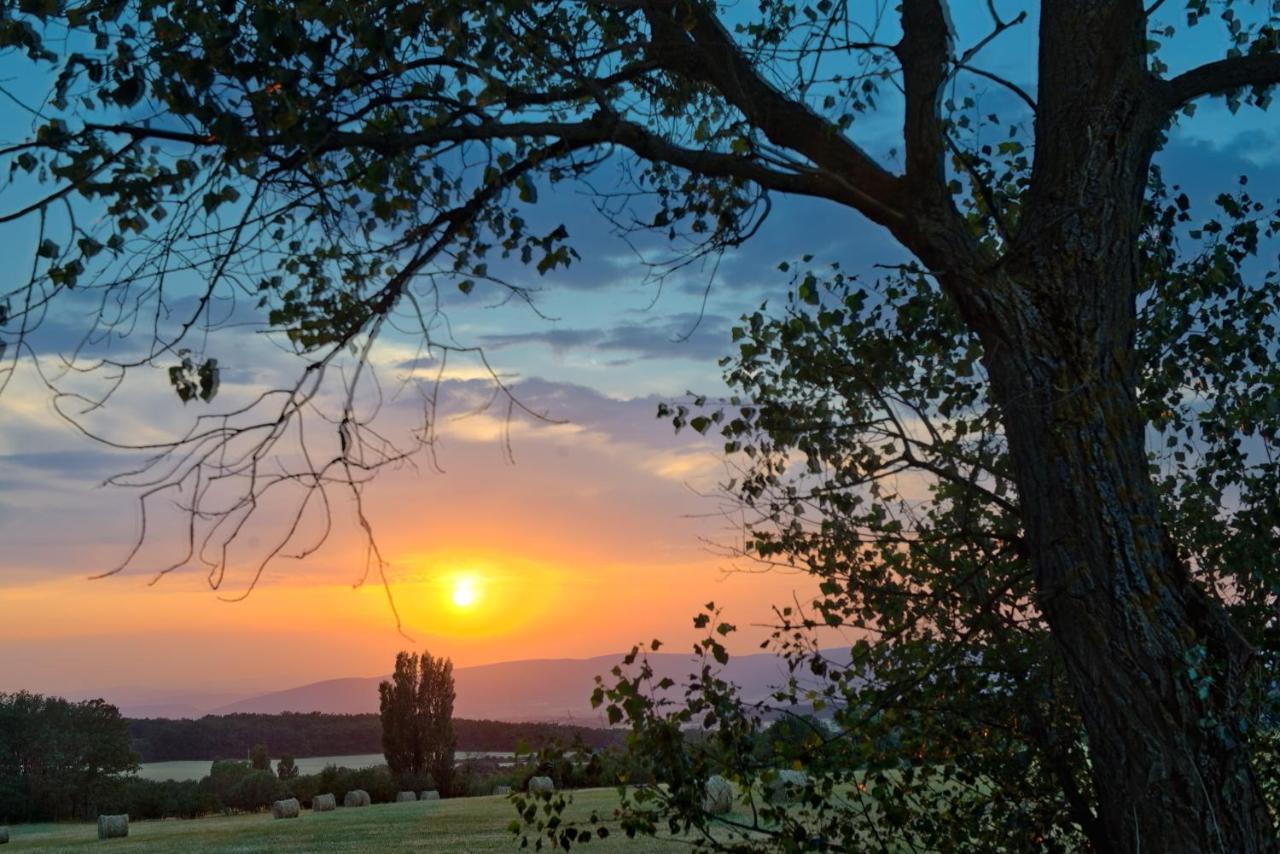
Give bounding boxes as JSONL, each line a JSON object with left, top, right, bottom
{"left": 276, "top": 754, "right": 299, "bottom": 781}
{"left": 248, "top": 743, "right": 270, "bottom": 772}
{"left": 418, "top": 653, "right": 457, "bottom": 797}
{"left": 379, "top": 651, "right": 456, "bottom": 794}
{"left": 379, "top": 652, "right": 422, "bottom": 782}
{"left": 4, "top": 0, "right": 1280, "bottom": 848}
{"left": 0, "top": 693, "right": 138, "bottom": 821}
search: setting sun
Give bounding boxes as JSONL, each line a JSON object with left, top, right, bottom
{"left": 450, "top": 576, "right": 480, "bottom": 609}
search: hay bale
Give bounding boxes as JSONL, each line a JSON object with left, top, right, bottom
{"left": 528, "top": 776, "right": 554, "bottom": 794}
{"left": 702, "top": 775, "right": 733, "bottom": 814}
{"left": 272, "top": 798, "right": 300, "bottom": 819}
{"left": 493, "top": 785, "right": 512, "bottom": 796}
{"left": 419, "top": 790, "right": 440, "bottom": 800}
{"left": 312, "top": 793, "right": 336, "bottom": 812}
{"left": 766, "top": 770, "right": 809, "bottom": 804}
{"left": 396, "top": 791, "right": 417, "bottom": 802}
{"left": 0, "top": 825, "right": 9, "bottom": 844}
{"left": 343, "top": 789, "right": 371, "bottom": 808}
{"left": 97, "top": 814, "right": 129, "bottom": 839}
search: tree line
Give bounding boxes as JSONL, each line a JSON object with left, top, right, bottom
{"left": 128, "top": 712, "right": 620, "bottom": 763}
{"left": 0, "top": 693, "right": 137, "bottom": 823}
{"left": 4, "top": 0, "right": 1280, "bottom": 847}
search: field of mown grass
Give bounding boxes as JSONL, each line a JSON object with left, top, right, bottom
{"left": 5, "top": 789, "right": 703, "bottom": 853}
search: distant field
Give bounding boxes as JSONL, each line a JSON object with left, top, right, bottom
{"left": 136, "top": 752, "right": 514, "bottom": 781}
{"left": 7, "top": 789, "right": 702, "bottom": 853}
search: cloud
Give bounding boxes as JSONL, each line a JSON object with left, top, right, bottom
{"left": 479, "top": 312, "right": 735, "bottom": 363}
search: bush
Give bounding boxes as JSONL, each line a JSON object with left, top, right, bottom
{"left": 450, "top": 761, "right": 531, "bottom": 797}
{"left": 226, "top": 770, "right": 288, "bottom": 813}
{"left": 317, "top": 764, "right": 397, "bottom": 804}
{"left": 201, "top": 759, "right": 252, "bottom": 808}
{"left": 277, "top": 754, "right": 299, "bottom": 780}
{"left": 282, "top": 773, "right": 321, "bottom": 808}
{"left": 249, "top": 744, "right": 270, "bottom": 771}
{"left": 98, "top": 778, "right": 220, "bottom": 821}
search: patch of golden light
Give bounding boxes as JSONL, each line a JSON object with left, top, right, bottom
{"left": 392, "top": 552, "right": 569, "bottom": 638}
{"left": 451, "top": 575, "right": 481, "bottom": 609}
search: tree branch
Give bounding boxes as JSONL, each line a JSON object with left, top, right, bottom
{"left": 642, "top": 2, "right": 908, "bottom": 229}
{"left": 898, "top": 0, "right": 954, "bottom": 188}
{"left": 1164, "top": 53, "right": 1280, "bottom": 110}
{"left": 82, "top": 114, "right": 873, "bottom": 212}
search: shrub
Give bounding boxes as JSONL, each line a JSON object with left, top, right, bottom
{"left": 226, "top": 770, "right": 288, "bottom": 813}
{"left": 96, "top": 777, "right": 220, "bottom": 821}
{"left": 249, "top": 744, "right": 270, "bottom": 771}
{"left": 277, "top": 754, "right": 299, "bottom": 780}
{"left": 318, "top": 764, "right": 396, "bottom": 804}
{"left": 202, "top": 759, "right": 252, "bottom": 808}
{"left": 283, "top": 772, "right": 321, "bottom": 808}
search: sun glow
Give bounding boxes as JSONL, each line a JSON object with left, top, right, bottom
{"left": 450, "top": 576, "right": 481, "bottom": 609}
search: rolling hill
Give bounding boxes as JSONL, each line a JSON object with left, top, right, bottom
{"left": 209, "top": 649, "right": 848, "bottom": 723}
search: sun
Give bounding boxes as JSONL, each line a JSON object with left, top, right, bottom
{"left": 450, "top": 576, "right": 480, "bottom": 609}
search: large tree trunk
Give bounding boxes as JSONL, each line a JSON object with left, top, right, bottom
{"left": 921, "top": 6, "right": 1279, "bottom": 849}
{"left": 967, "top": 254, "right": 1275, "bottom": 850}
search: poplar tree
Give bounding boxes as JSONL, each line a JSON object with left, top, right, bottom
{"left": 3, "top": 1, "right": 1279, "bottom": 848}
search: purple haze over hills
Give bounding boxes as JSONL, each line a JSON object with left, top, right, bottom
{"left": 193, "top": 649, "right": 851, "bottom": 723}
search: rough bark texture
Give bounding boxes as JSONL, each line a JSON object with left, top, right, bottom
{"left": 907, "top": 4, "right": 1278, "bottom": 850}
{"left": 968, "top": 271, "right": 1271, "bottom": 851}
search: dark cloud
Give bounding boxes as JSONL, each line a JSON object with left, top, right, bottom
{"left": 479, "top": 312, "right": 734, "bottom": 363}
{"left": 0, "top": 449, "right": 132, "bottom": 481}
{"left": 394, "top": 355, "right": 440, "bottom": 371}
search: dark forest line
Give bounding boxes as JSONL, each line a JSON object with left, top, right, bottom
{"left": 128, "top": 713, "right": 620, "bottom": 762}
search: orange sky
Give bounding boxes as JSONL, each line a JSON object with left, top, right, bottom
{"left": 1, "top": 359, "right": 824, "bottom": 705}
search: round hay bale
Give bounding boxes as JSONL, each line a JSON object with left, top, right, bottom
{"left": 0, "top": 825, "right": 9, "bottom": 844}
{"left": 493, "top": 785, "right": 512, "bottom": 796}
{"left": 396, "top": 791, "right": 417, "bottom": 802}
{"left": 312, "top": 793, "right": 336, "bottom": 812}
{"left": 419, "top": 790, "right": 440, "bottom": 800}
{"left": 766, "top": 769, "right": 809, "bottom": 804}
{"left": 701, "top": 775, "right": 733, "bottom": 814}
{"left": 97, "top": 814, "right": 129, "bottom": 839}
{"left": 272, "top": 798, "right": 300, "bottom": 819}
{"left": 343, "top": 789, "right": 371, "bottom": 808}
{"left": 528, "top": 776, "right": 554, "bottom": 795}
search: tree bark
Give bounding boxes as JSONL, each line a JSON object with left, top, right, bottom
{"left": 901, "top": 6, "right": 1280, "bottom": 849}
{"left": 955, "top": 254, "right": 1275, "bottom": 850}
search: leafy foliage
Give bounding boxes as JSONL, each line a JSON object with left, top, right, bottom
{"left": 276, "top": 753, "right": 299, "bottom": 781}
{"left": 379, "top": 650, "right": 458, "bottom": 795}
{"left": 516, "top": 180, "right": 1280, "bottom": 851}
{"left": 2, "top": 0, "right": 1279, "bottom": 847}
{"left": 248, "top": 743, "right": 270, "bottom": 771}
{"left": 0, "top": 692, "right": 139, "bottom": 822}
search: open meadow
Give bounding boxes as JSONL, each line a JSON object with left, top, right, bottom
{"left": 6, "top": 789, "right": 703, "bottom": 853}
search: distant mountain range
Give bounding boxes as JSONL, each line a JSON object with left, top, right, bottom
{"left": 194, "top": 649, "right": 848, "bottom": 724}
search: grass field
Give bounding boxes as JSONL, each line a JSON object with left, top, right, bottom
{"left": 5, "top": 789, "right": 703, "bottom": 853}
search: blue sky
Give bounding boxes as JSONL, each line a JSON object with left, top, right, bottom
{"left": 0, "top": 2, "right": 1277, "bottom": 700}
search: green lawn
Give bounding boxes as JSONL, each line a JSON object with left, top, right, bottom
{"left": 6, "top": 789, "right": 701, "bottom": 853}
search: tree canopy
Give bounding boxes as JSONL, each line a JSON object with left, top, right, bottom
{"left": 379, "top": 650, "right": 456, "bottom": 794}
{"left": 2, "top": 0, "right": 1280, "bottom": 850}
{"left": 0, "top": 692, "right": 139, "bottom": 822}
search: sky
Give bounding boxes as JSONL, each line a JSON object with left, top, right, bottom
{"left": 1, "top": 3, "right": 1277, "bottom": 710}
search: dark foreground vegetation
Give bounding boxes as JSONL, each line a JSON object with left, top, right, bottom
{"left": 0, "top": 691, "right": 625, "bottom": 824}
